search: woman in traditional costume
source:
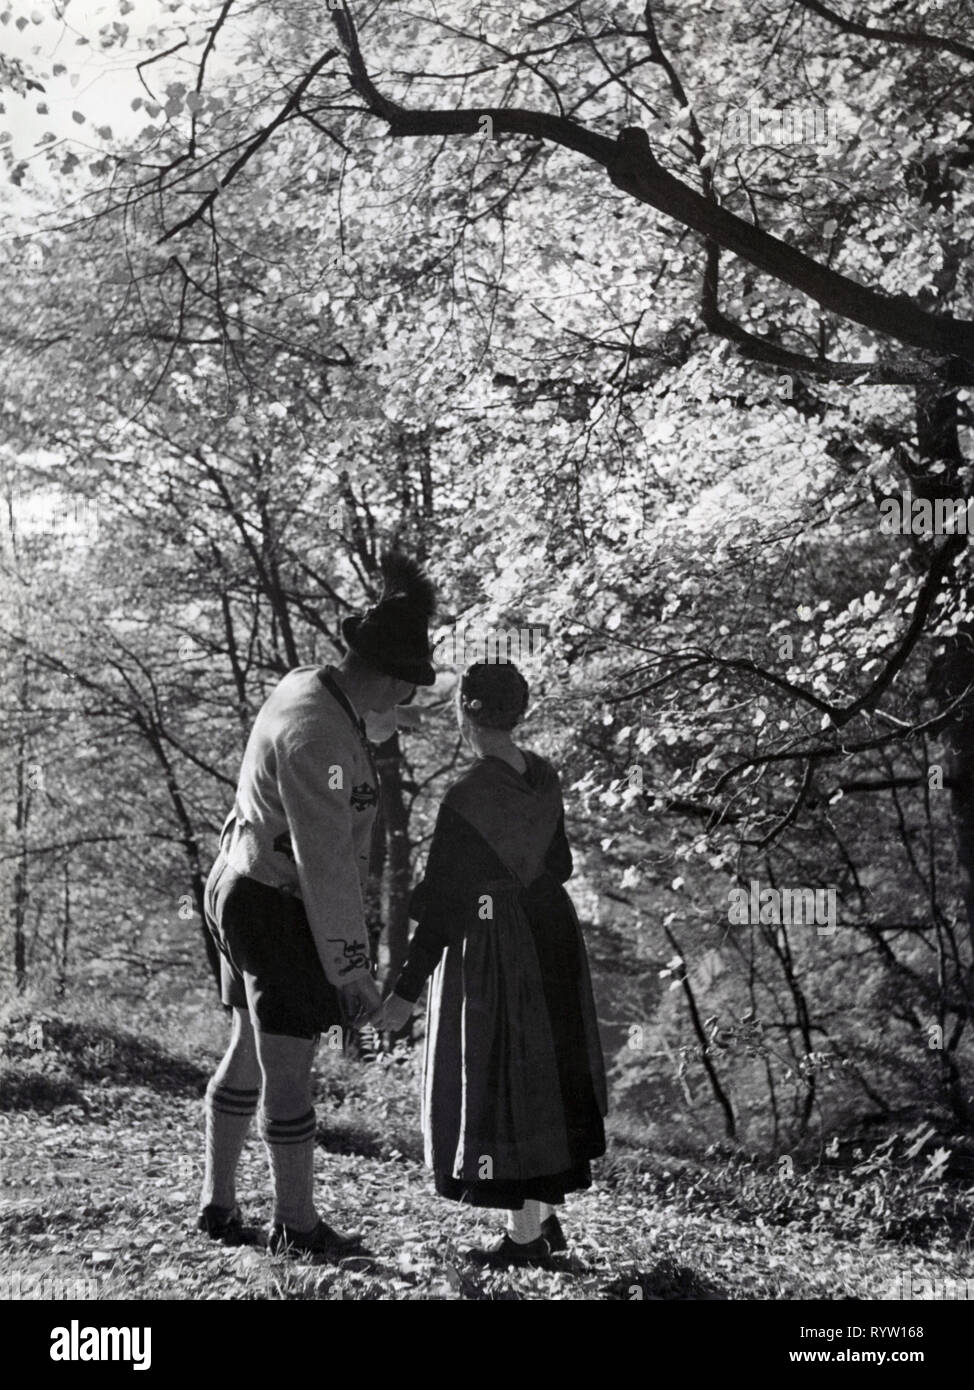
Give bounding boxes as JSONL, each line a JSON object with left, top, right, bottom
{"left": 381, "top": 661, "right": 607, "bottom": 1265}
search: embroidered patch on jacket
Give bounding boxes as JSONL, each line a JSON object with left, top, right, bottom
{"left": 273, "top": 830, "right": 295, "bottom": 861}
{"left": 329, "top": 939, "right": 370, "bottom": 975}
{"left": 350, "top": 782, "right": 378, "bottom": 812}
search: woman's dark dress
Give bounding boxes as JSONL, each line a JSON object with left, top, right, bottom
{"left": 393, "top": 750, "right": 607, "bottom": 1209}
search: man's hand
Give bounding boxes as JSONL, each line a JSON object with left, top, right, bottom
{"left": 377, "top": 992, "right": 414, "bottom": 1033}
{"left": 338, "top": 975, "right": 383, "bottom": 1027}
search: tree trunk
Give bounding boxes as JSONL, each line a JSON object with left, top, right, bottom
{"left": 13, "top": 836, "right": 28, "bottom": 994}
{"left": 375, "top": 730, "right": 412, "bottom": 987}
{"left": 917, "top": 383, "right": 974, "bottom": 1126}
{"left": 663, "top": 922, "right": 736, "bottom": 1138}
{"left": 12, "top": 658, "right": 32, "bottom": 994}
{"left": 143, "top": 719, "right": 222, "bottom": 992}
{"left": 57, "top": 860, "right": 71, "bottom": 998}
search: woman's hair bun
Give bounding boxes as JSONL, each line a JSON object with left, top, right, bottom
{"left": 460, "top": 661, "right": 529, "bottom": 731}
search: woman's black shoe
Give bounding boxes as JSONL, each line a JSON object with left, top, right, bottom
{"left": 541, "top": 1213, "right": 568, "bottom": 1253}
{"left": 467, "top": 1232, "right": 551, "bottom": 1268}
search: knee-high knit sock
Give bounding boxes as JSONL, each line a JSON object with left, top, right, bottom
{"left": 507, "top": 1199, "right": 543, "bottom": 1245}
{"left": 260, "top": 1108, "right": 317, "bottom": 1231}
{"left": 539, "top": 1201, "right": 555, "bottom": 1223}
{"left": 201, "top": 1081, "right": 260, "bottom": 1211}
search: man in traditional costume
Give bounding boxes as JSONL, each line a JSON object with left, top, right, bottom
{"left": 198, "top": 552, "right": 436, "bottom": 1256}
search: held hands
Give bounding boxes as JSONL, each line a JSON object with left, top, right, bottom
{"left": 337, "top": 978, "right": 415, "bottom": 1031}
{"left": 338, "top": 974, "right": 383, "bottom": 1028}
{"left": 376, "top": 992, "right": 415, "bottom": 1033}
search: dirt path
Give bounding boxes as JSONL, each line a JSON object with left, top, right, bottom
{"left": 2, "top": 1087, "right": 970, "bottom": 1301}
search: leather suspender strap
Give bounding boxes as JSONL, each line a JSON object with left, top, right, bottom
{"left": 317, "top": 668, "right": 380, "bottom": 793}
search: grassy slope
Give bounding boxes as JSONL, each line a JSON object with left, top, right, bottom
{"left": 1, "top": 1005, "right": 972, "bottom": 1302}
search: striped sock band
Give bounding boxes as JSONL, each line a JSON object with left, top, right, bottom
{"left": 207, "top": 1082, "right": 260, "bottom": 1117}
{"left": 261, "top": 1108, "right": 317, "bottom": 1145}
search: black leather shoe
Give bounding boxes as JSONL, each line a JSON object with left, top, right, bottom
{"left": 467, "top": 1232, "right": 551, "bottom": 1268}
{"left": 267, "top": 1217, "right": 365, "bottom": 1258}
{"left": 541, "top": 1213, "right": 568, "bottom": 1253}
{"left": 196, "top": 1203, "right": 246, "bottom": 1244}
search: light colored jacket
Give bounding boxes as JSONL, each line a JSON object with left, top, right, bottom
{"left": 218, "top": 665, "right": 379, "bottom": 986}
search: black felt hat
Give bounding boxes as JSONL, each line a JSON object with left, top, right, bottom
{"left": 341, "top": 551, "right": 437, "bottom": 686}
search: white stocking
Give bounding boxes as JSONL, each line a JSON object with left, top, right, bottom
{"left": 506, "top": 1199, "right": 542, "bottom": 1244}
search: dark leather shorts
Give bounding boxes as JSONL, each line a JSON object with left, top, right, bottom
{"left": 203, "top": 854, "right": 341, "bottom": 1039}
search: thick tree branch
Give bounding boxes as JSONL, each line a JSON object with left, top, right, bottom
{"left": 712, "top": 689, "right": 972, "bottom": 793}
{"left": 794, "top": 0, "right": 974, "bottom": 64}
{"left": 838, "top": 776, "right": 959, "bottom": 794}
{"left": 607, "top": 128, "right": 974, "bottom": 361}
{"left": 701, "top": 244, "right": 974, "bottom": 386}
{"left": 838, "top": 533, "right": 966, "bottom": 726}
{"left": 332, "top": 9, "right": 974, "bottom": 363}
{"left": 614, "top": 532, "right": 965, "bottom": 731}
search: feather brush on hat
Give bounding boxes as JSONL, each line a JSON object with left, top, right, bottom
{"left": 341, "top": 549, "right": 438, "bottom": 685}
{"left": 377, "top": 549, "right": 436, "bottom": 618}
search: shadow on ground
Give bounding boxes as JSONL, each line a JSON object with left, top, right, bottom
{"left": 0, "top": 1013, "right": 209, "bottom": 1110}
{"left": 599, "top": 1256, "right": 727, "bottom": 1300}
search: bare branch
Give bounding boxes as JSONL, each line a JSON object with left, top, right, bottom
{"left": 158, "top": 48, "right": 339, "bottom": 243}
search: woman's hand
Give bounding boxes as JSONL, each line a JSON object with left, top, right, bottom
{"left": 378, "top": 992, "right": 415, "bottom": 1032}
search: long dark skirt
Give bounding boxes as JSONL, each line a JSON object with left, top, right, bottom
{"left": 428, "top": 879, "right": 606, "bottom": 1210}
